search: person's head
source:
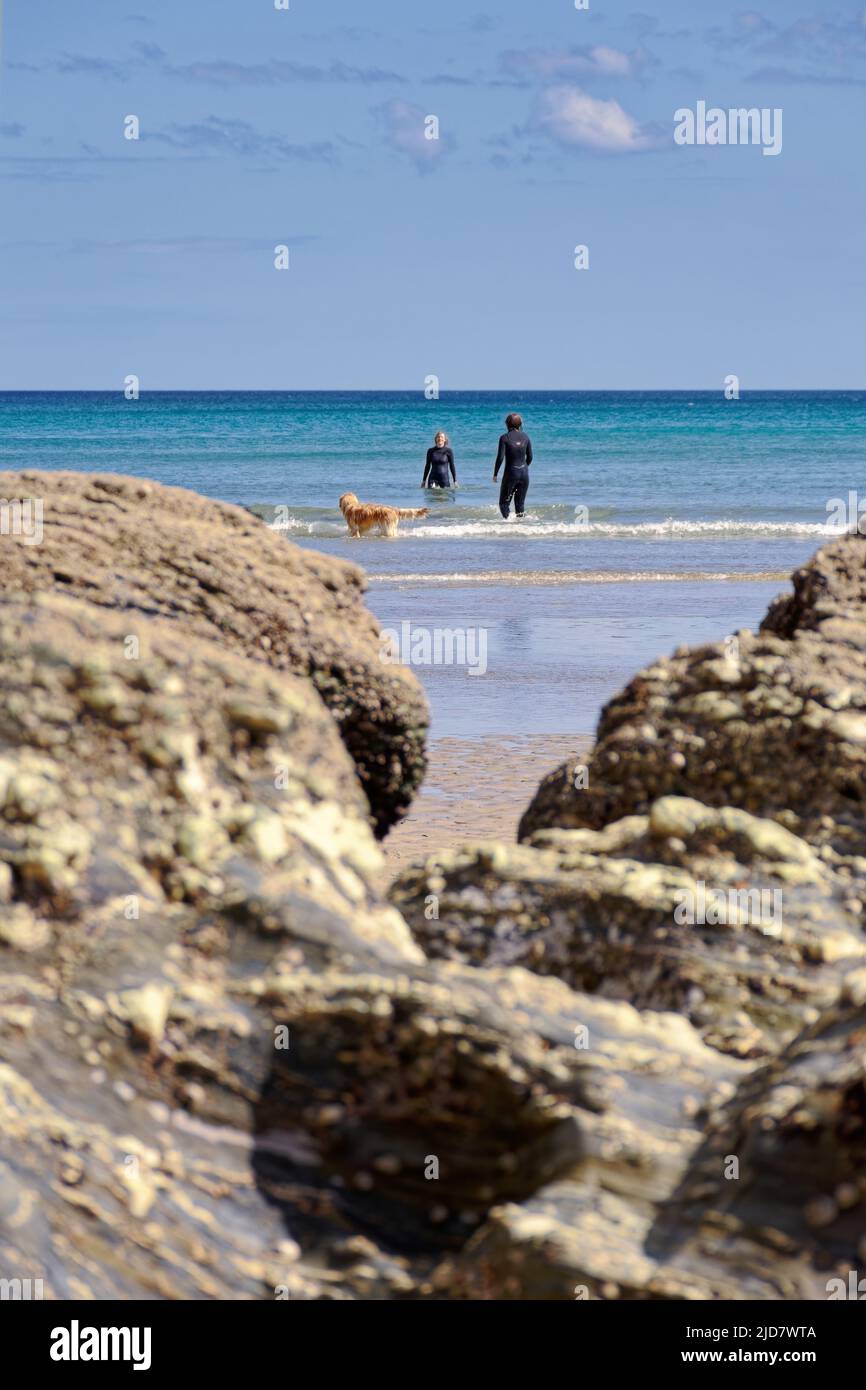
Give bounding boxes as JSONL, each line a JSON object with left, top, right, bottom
{"left": 434, "top": 431, "right": 448, "bottom": 447}
{"left": 506, "top": 412, "right": 523, "bottom": 431}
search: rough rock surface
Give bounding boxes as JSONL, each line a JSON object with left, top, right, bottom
{"left": 391, "top": 800, "right": 866, "bottom": 1058}
{"left": 519, "top": 534, "right": 866, "bottom": 854}
{"left": 0, "top": 592, "right": 748, "bottom": 1296}
{"left": 0, "top": 470, "right": 427, "bottom": 835}
{"left": 4, "top": 504, "right": 866, "bottom": 1300}
{"left": 438, "top": 995, "right": 866, "bottom": 1300}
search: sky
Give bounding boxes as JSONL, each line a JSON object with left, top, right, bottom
{"left": 0, "top": 0, "right": 864, "bottom": 389}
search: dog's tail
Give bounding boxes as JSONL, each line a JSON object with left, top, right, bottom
{"left": 396, "top": 507, "right": 429, "bottom": 519}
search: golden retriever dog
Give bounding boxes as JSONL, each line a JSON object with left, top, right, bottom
{"left": 339, "top": 492, "right": 428, "bottom": 538}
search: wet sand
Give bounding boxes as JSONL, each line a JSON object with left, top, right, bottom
{"left": 382, "top": 732, "right": 593, "bottom": 882}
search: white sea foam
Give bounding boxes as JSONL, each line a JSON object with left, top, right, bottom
{"left": 408, "top": 518, "right": 839, "bottom": 540}
{"left": 268, "top": 514, "right": 841, "bottom": 542}
{"left": 367, "top": 569, "right": 788, "bottom": 586}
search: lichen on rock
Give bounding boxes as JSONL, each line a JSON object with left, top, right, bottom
{"left": 0, "top": 470, "right": 428, "bottom": 836}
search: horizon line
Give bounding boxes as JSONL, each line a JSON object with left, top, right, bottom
{"left": 1, "top": 387, "right": 865, "bottom": 396}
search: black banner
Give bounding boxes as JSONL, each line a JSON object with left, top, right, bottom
{"left": 4, "top": 1298, "right": 862, "bottom": 1376}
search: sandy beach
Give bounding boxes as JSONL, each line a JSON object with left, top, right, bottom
{"left": 381, "top": 731, "right": 593, "bottom": 881}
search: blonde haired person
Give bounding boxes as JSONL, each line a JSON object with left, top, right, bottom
{"left": 422, "top": 431, "right": 457, "bottom": 488}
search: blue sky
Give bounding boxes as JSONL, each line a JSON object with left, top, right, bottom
{"left": 1, "top": 0, "right": 864, "bottom": 388}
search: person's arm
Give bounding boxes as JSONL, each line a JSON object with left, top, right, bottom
{"left": 447, "top": 448, "right": 457, "bottom": 483}
{"left": 526, "top": 435, "right": 533, "bottom": 466}
{"left": 422, "top": 448, "right": 432, "bottom": 486}
{"left": 493, "top": 435, "right": 505, "bottom": 480}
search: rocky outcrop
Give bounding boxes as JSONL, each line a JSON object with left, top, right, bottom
{"left": 0, "top": 592, "right": 749, "bottom": 1296}
{"left": 522, "top": 536, "right": 866, "bottom": 850}
{"left": 762, "top": 532, "right": 866, "bottom": 638}
{"left": 4, "top": 496, "right": 866, "bottom": 1301}
{"left": 391, "top": 799, "right": 866, "bottom": 1058}
{"left": 0, "top": 587, "right": 413, "bottom": 1297}
{"left": 0, "top": 471, "right": 427, "bottom": 835}
{"left": 520, "top": 624, "right": 866, "bottom": 857}
{"left": 438, "top": 993, "right": 866, "bottom": 1300}
{"left": 519, "top": 534, "right": 866, "bottom": 854}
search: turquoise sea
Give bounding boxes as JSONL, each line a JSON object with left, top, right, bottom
{"left": 2, "top": 390, "right": 861, "bottom": 736}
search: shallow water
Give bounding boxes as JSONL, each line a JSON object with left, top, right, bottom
{"left": 367, "top": 579, "right": 782, "bottom": 738}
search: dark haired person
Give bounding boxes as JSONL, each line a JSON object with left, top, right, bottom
{"left": 492, "top": 412, "right": 533, "bottom": 518}
{"left": 422, "top": 431, "right": 457, "bottom": 488}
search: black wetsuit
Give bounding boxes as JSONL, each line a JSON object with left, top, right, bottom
{"left": 493, "top": 429, "right": 533, "bottom": 517}
{"left": 423, "top": 446, "right": 457, "bottom": 487}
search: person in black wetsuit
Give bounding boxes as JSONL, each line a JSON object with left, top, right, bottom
{"left": 493, "top": 412, "right": 533, "bottom": 518}
{"left": 422, "top": 431, "right": 457, "bottom": 488}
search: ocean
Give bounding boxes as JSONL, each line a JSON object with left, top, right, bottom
{"left": 2, "top": 389, "right": 861, "bottom": 737}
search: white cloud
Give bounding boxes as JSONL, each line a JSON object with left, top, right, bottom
{"left": 588, "top": 46, "right": 635, "bottom": 77}
{"left": 534, "top": 85, "right": 656, "bottom": 153}
{"left": 376, "top": 99, "right": 455, "bottom": 172}
{"left": 504, "top": 45, "right": 649, "bottom": 81}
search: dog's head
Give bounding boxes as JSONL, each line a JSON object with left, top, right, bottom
{"left": 339, "top": 492, "right": 358, "bottom": 516}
